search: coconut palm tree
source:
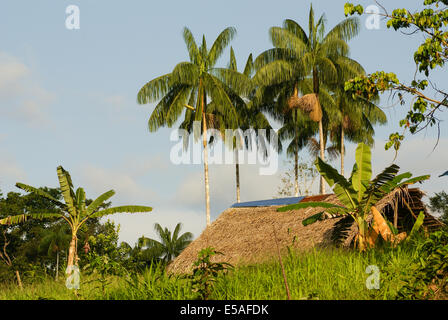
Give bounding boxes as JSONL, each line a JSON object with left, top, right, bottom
{"left": 255, "top": 4, "right": 361, "bottom": 194}
{"left": 141, "top": 223, "right": 193, "bottom": 263}
{"left": 137, "top": 27, "right": 249, "bottom": 226}
{"left": 0, "top": 166, "right": 153, "bottom": 278}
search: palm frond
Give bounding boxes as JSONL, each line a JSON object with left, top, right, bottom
{"left": 75, "top": 187, "right": 86, "bottom": 214}
{"left": 171, "top": 62, "right": 200, "bottom": 86}
{"left": 87, "top": 205, "right": 152, "bottom": 219}
{"left": 269, "top": 27, "right": 307, "bottom": 57}
{"left": 208, "top": 27, "right": 237, "bottom": 66}
{"left": 137, "top": 74, "right": 172, "bottom": 104}
{"left": 57, "top": 166, "right": 77, "bottom": 218}
{"left": 283, "top": 19, "right": 309, "bottom": 45}
{"left": 85, "top": 190, "right": 115, "bottom": 217}
{"left": 15, "top": 183, "right": 64, "bottom": 208}
{"left": 183, "top": 27, "right": 200, "bottom": 65}
{"left": 324, "top": 17, "right": 360, "bottom": 42}
{"left": 243, "top": 53, "right": 254, "bottom": 77}
{"left": 0, "top": 212, "right": 62, "bottom": 225}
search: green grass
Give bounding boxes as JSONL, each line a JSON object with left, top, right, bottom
{"left": 0, "top": 245, "right": 420, "bottom": 300}
{"left": 211, "top": 246, "right": 417, "bottom": 300}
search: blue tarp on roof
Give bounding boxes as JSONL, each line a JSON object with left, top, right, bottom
{"left": 230, "top": 196, "right": 305, "bottom": 208}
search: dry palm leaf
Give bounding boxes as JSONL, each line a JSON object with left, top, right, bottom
{"left": 371, "top": 206, "right": 407, "bottom": 246}
{"left": 288, "top": 93, "right": 322, "bottom": 122}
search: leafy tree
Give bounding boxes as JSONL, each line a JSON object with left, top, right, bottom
{"left": 429, "top": 191, "right": 448, "bottom": 223}
{"left": 81, "top": 220, "right": 123, "bottom": 264}
{"left": 0, "top": 166, "right": 152, "bottom": 282}
{"left": 0, "top": 187, "right": 63, "bottom": 286}
{"left": 124, "top": 236, "right": 165, "bottom": 270}
{"left": 344, "top": 1, "right": 448, "bottom": 151}
{"left": 140, "top": 223, "right": 193, "bottom": 263}
{"left": 187, "top": 247, "right": 233, "bottom": 300}
{"left": 255, "top": 4, "right": 361, "bottom": 194}
{"left": 276, "top": 159, "right": 318, "bottom": 197}
{"left": 398, "top": 230, "right": 448, "bottom": 299}
{"left": 82, "top": 221, "right": 126, "bottom": 294}
{"left": 278, "top": 143, "right": 430, "bottom": 250}
{"left": 38, "top": 222, "right": 71, "bottom": 281}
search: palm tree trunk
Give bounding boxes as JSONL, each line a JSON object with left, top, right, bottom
{"left": 294, "top": 122, "right": 299, "bottom": 197}
{"left": 341, "top": 126, "right": 345, "bottom": 176}
{"left": 235, "top": 150, "right": 240, "bottom": 203}
{"left": 203, "top": 118, "right": 210, "bottom": 226}
{"left": 318, "top": 120, "right": 326, "bottom": 194}
{"left": 201, "top": 86, "right": 211, "bottom": 227}
{"left": 313, "top": 68, "right": 325, "bottom": 195}
{"left": 294, "top": 149, "right": 299, "bottom": 197}
{"left": 56, "top": 251, "right": 59, "bottom": 281}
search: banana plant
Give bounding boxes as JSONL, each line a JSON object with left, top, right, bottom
{"left": 277, "top": 143, "right": 430, "bottom": 250}
{"left": 0, "top": 166, "right": 153, "bottom": 277}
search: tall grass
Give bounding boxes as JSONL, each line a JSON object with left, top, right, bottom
{"left": 212, "top": 245, "right": 418, "bottom": 300}
{"left": 0, "top": 245, "right": 420, "bottom": 300}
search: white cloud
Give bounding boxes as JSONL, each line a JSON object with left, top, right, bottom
{"left": 175, "top": 163, "right": 283, "bottom": 210}
{"left": 77, "top": 164, "right": 157, "bottom": 205}
{"left": 119, "top": 154, "right": 169, "bottom": 177}
{"left": 0, "top": 150, "right": 27, "bottom": 190}
{"left": 0, "top": 52, "right": 55, "bottom": 126}
{"left": 344, "top": 137, "right": 448, "bottom": 197}
{"left": 76, "top": 157, "right": 205, "bottom": 245}
{"left": 0, "top": 53, "right": 29, "bottom": 96}
{"left": 103, "top": 94, "right": 127, "bottom": 110}
{"left": 108, "top": 207, "right": 205, "bottom": 245}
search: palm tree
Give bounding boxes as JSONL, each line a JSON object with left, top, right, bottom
{"left": 0, "top": 166, "right": 153, "bottom": 277}
{"left": 39, "top": 223, "right": 71, "bottom": 281}
{"left": 141, "top": 223, "right": 193, "bottom": 263}
{"left": 327, "top": 56, "right": 387, "bottom": 176}
{"left": 278, "top": 109, "right": 317, "bottom": 196}
{"left": 137, "top": 27, "right": 249, "bottom": 226}
{"left": 255, "top": 4, "right": 361, "bottom": 194}
{"left": 330, "top": 91, "right": 387, "bottom": 176}
{"left": 224, "top": 47, "right": 274, "bottom": 202}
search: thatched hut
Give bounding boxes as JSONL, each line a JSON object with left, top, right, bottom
{"left": 168, "top": 188, "right": 444, "bottom": 274}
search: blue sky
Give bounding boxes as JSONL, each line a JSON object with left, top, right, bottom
{"left": 0, "top": 0, "right": 447, "bottom": 244}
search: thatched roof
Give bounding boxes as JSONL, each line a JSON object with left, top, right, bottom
{"left": 168, "top": 188, "right": 444, "bottom": 275}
